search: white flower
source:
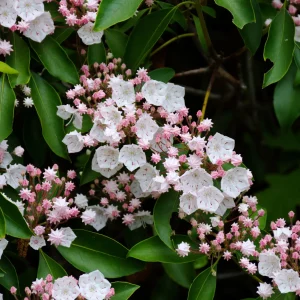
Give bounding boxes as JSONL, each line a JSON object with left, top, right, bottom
{"left": 4, "top": 164, "right": 26, "bottom": 189}
{"left": 79, "top": 270, "right": 111, "bottom": 300}
{"left": 206, "top": 133, "right": 235, "bottom": 164}
{"left": 258, "top": 251, "right": 281, "bottom": 278}
{"left": 142, "top": 80, "right": 168, "bottom": 106}
{"left": 149, "top": 127, "right": 173, "bottom": 153}
{"left": 24, "top": 12, "right": 54, "bottom": 43}
{"left": 0, "top": 140, "right": 8, "bottom": 151}
{"left": 136, "top": 113, "right": 159, "bottom": 142}
{"left": 63, "top": 131, "right": 84, "bottom": 153}
{"left": 176, "top": 242, "right": 190, "bottom": 257}
{"left": 241, "top": 239, "right": 256, "bottom": 257}
{"left": 109, "top": 77, "right": 135, "bottom": 107}
{"left": 29, "top": 236, "right": 46, "bottom": 250}
{"left": 119, "top": 144, "right": 146, "bottom": 172}
{"left": 90, "top": 123, "right": 106, "bottom": 143}
{"left": 162, "top": 83, "right": 185, "bottom": 113}
{"left": 52, "top": 276, "right": 80, "bottom": 300}
{"left": 274, "top": 269, "right": 300, "bottom": 293}
{"left": 134, "top": 163, "right": 158, "bottom": 192}
{"left": 215, "top": 196, "right": 235, "bottom": 216}
{"left": 23, "top": 97, "right": 34, "bottom": 108}
{"left": 221, "top": 167, "right": 250, "bottom": 198}
{"left": 0, "top": 1, "right": 17, "bottom": 27}
{"left": 60, "top": 227, "right": 77, "bottom": 248}
{"left": 0, "top": 151, "right": 12, "bottom": 168}
{"left": 0, "top": 239, "right": 8, "bottom": 259}
{"left": 95, "top": 146, "right": 119, "bottom": 169}
{"left": 128, "top": 211, "right": 153, "bottom": 230}
{"left": 188, "top": 136, "right": 206, "bottom": 152}
{"left": 78, "top": 22, "right": 104, "bottom": 45}
{"left": 13, "top": 146, "right": 24, "bottom": 157}
{"left": 150, "top": 175, "right": 170, "bottom": 194}
{"left": 179, "top": 168, "right": 212, "bottom": 194}
{"left": 88, "top": 205, "right": 108, "bottom": 231}
{"left": 273, "top": 227, "right": 292, "bottom": 241}
{"left": 57, "top": 104, "right": 76, "bottom": 120}
{"left": 197, "top": 186, "right": 224, "bottom": 213}
{"left": 0, "top": 175, "right": 6, "bottom": 189}
{"left": 257, "top": 282, "right": 274, "bottom": 299}
{"left": 81, "top": 209, "right": 96, "bottom": 225}
{"left": 100, "top": 105, "right": 122, "bottom": 126}
{"left": 130, "top": 180, "right": 151, "bottom": 198}
{"left": 74, "top": 194, "right": 88, "bottom": 209}
{"left": 180, "top": 192, "right": 198, "bottom": 215}
{"left": 14, "top": 0, "right": 44, "bottom": 22}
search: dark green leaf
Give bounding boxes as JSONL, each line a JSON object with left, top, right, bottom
{"left": 128, "top": 235, "right": 202, "bottom": 263}
{"left": 193, "top": 14, "right": 209, "bottom": 56}
{"left": 111, "top": 282, "right": 140, "bottom": 300}
{"left": 65, "top": 114, "right": 93, "bottom": 134}
{"left": 148, "top": 68, "right": 175, "bottom": 83}
{"left": 0, "top": 75, "right": 15, "bottom": 141}
{"left": 0, "top": 208, "right": 6, "bottom": 239}
{"left": 37, "top": 250, "right": 68, "bottom": 279}
{"left": 0, "top": 193, "right": 32, "bottom": 239}
{"left": 118, "top": 9, "right": 149, "bottom": 33}
{"left": 29, "top": 72, "right": 69, "bottom": 160}
{"left": 94, "top": 0, "right": 143, "bottom": 31}
{"left": 202, "top": 6, "right": 217, "bottom": 18}
{"left": 263, "top": 8, "right": 295, "bottom": 87}
{"left": 105, "top": 29, "right": 128, "bottom": 58}
{"left": 187, "top": 266, "right": 217, "bottom": 300}
{"left": 52, "top": 28, "right": 75, "bottom": 44}
{"left": 214, "top": 0, "right": 255, "bottom": 29}
{"left": 30, "top": 37, "right": 79, "bottom": 84}
{"left": 163, "top": 262, "right": 196, "bottom": 288}
{"left": 274, "top": 62, "right": 300, "bottom": 129}
{"left": 0, "top": 256, "right": 19, "bottom": 292}
{"left": 57, "top": 229, "right": 145, "bottom": 278}
{"left": 193, "top": 256, "right": 209, "bottom": 269}
{"left": 154, "top": 190, "right": 180, "bottom": 249}
{"left": 88, "top": 43, "right": 106, "bottom": 66}
{"left": 0, "top": 62, "right": 18, "bottom": 75}
{"left": 124, "top": 8, "right": 177, "bottom": 71}
{"left": 80, "top": 152, "right": 99, "bottom": 185}
{"left": 6, "top": 33, "right": 30, "bottom": 87}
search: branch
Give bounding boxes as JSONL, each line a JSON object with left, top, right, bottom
{"left": 175, "top": 67, "right": 210, "bottom": 77}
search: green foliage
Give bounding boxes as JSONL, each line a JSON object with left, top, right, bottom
{"left": 0, "top": 62, "right": 18, "bottom": 75}
{"left": 111, "top": 282, "right": 140, "bottom": 300}
{"left": 94, "top": 0, "right": 143, "bottom": 31}
{"left": 80, "top": 152, "right": 99, "bottom": 185}
{"left": 57, "top": 229, "right": 145, "bottom": 278}
{"left": 148, "top": 68, "right": 175, "bottom": 83}
{"left": 105, "top": 29, "right": 128, "bottom": 59}
{"left": 0, "top": 208, "right": 5, "bottom": 239}
{"left": 88, "top": 43, "right": 107, "bottom": 66}
{"left": 0, "top": 256, "right": 19, "bottom": 292}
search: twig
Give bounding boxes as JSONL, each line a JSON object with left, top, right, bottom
{"left": 175, "top": 66, "right": 210, "bottom": 77}
{"left": 183, "top": 85, "right": 221, "bottom": 100}
{"left": 224, "top": 46, "right": 247, "bottom": 61}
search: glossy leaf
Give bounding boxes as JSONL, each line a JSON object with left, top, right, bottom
{"left": 214, "top": 0, "right": 255, "bottom": 29}
{"left": 111, "top": 282, "right": 140, "bottom": 300}
{"left": 105, "top": 29, "right": 128, "bottom": 58}
{"left": 0, "top": 62, "right": 18, "bottom": 75}
{"left": 274, "top": 62, "right": 300, "bottom": 129}
{"left": 128, "top": 235, "right": 202, "bottom": 263}
{"left": 37, "top": 250, "right": 68, "bottom": 280}
{"left": 240, "top": 0, "right": 263, "bottom": 55}
{"left": 94, "top": 0, "right": 143, "bottom": 31}
{"left": 0, "top": 193, "right": 32, "bottom": 239}
{"left": 193, "top": 14, "right": 209, "bottom": 56}
{"left": 124, "top": 8, "right": 177, "bottom": 71}
{"left": 88, "top": 43, "right": 106, "bottom": 66}
{"left": 263, "top": 8, "right": 295, "bottom": 88}
{"left": 6, "top": 33, "right": 30, "bottom": 87}
{"left": 57, "top": 229, "right": 145, "bottom": 278}
{"left": 187, "top": 266, "right": 217, "bottom": 300}
{"left": 30, "top": 37, "right": 79, "bottom": 84}
{"left": 29, "top": 72, "right": 69, "bottom": 160}
{"left": 163, "top": 262, "right": 196, "bottom": 288}
{"left": 0, "top": 75, "right": 15, "bottom": 141}
{"left": 118, "top": 9, "right": 149, "bottom": 33}
{"left": 80, "top": 152, "right": 99, "bottom": 185}
{"left": 0, "top": 256, "right": 19, "bottom": 292}
{"left": 154, "top": 190, "right": 180, "bottom": 249}
{"left": 52, "top": 28, "right": 75, "bottom": 44}
{"left": 148, "top": 68, "right": 175, "bottom": 83}
{"left": 0, "top": 208, "right": 5, "bottom": 239}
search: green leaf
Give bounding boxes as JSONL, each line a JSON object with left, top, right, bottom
{"left": 0, "top": 62, "right": 18, "bottom": 75}
{"left": 163, "top": 262, "right": 196, "bottom": 288}
{"left": 154, "top": 190, "right": 180, "bottom": 249}
{"left": 0, "top": 193, "right": 32, "bottom": 239}
{"left": 52, "top": 28, "right": 75, "bottom": 44}
{"left": 0, "top": 75, "right": 15, "bottom": 141}
{"left": 65, "top": 114, "right": 93, "bottom": 134}
{"left": 111, "top": 282, "right": 140, "bottom": 300}
{"left": 118, "top": 9, "right": 149, "bottom": 33}
{"left": 187, "top": 266, "right": 217, "bottom": 300}
{"left": 193, "top": 256, "right": 209, "bottom": 269}
{"left": 94, "top": 0, "right": 143, "bottom": 31}
{"left": 29, "top": 72, "right": 69, "bottom": 160}
{"left": 88, "top": 43, "right": 106, "bottom": 66}
{"left": 239, "top": 0, "right": 263, "bottom": 55}
{"left": 80, "top": 152, "right": 99, "bottom": 185}
{"left": 37, "top": 250, "right": 68, "bottom": 279}
{"left": 0, "top": 256, "right": 19, "bottom": 292}
{"left": 193, "top": 14, "right": 209, "bottom": 56}
{"left": 105, "top": 29, "right": 128, "bottom": 59}
{"left": 124, "top": 8, "right": 177, "bottom": 71}
{"left": 128, "top": 235, "right": 202, "bottom": 263}
{"left": 274, "top": 62, "right": 300, "bottom": 129}
{"left": 0, "top": 208, "right": 6, "bottom": 239}
{"left": 6, "top": 33, "right": 30, "bottom": 87}
{"left": 29, "top": 37, "right": 79, "bottom": 84}
{"left": 263, "top": 8, "right": 295, "bottom": 88}
{"left": 214, "top": 0, "right": 255, "bottom": 29}
{"left": 148, "top": 68, "right": 175, "bottom": 83}
{"left": 57, "top": 229, "right": 145, "bottom": 278}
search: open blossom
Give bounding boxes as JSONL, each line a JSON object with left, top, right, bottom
{"left": 180, "top": 192, "right": 198, "bottom": 215}
{"left": 176, "top": 242, "right": 190, "bottom": 257}
{"left": 52, "top": 276, "right": 80, "bottom": 300}
{"left": 119, "top": 144, "right": 146, "bottom": 172}
{"left": 109, "top": 77, "right": 135, "bottom": 107}
{"left": 135, "top": 113, "right": 159, "bottom": 141}
{"left": 96, "top": 146, "right": 120, "bottom": 169}
{"left": 63, "top": 131, "right": 85, "bottom": 153}
{"left": 29, "top": 236, "right": 46, "bottom": 250}
{"left": 274, "top": 269, "right": 300, "bottom": 293}
{"left": 258, "top": 251, "right": 281, "bottom": 278}
{"left": 197, "top": 186, "right": 224, "bottom": 213}
{"left": 48, "top": 227, "right": 76, "bottom": 248}
{"left": 14, "top": 0, "right": 44, "bottom": 22}
{"left": 0, "top": 1, "right": 17, "bottom": 28}
{"left": 74, "top": 194, "right": 88, "bottom": 209}
{"left": 77, "top": 22, "right": 104, "bottom": 45}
